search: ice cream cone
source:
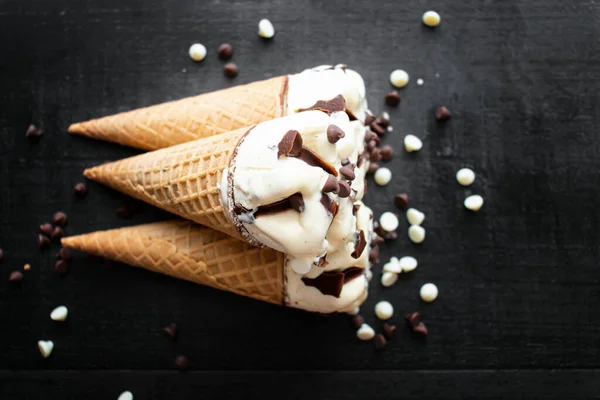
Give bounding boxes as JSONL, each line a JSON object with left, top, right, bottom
{"left": 61, "top": 220, "right": 285, "bottom": 304}
{"left": 69, "top": 76, "right": 287, "bottom": 151}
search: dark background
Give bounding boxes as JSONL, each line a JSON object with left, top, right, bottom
{"left": 1, "top": 0, "right": 599, "bottom": 398}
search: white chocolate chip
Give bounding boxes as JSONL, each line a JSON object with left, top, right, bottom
{"left": 464, "top": 195, "right": 484, "bottom": 211}
{"left": 408, "top": 225, "right": 426, "bottom": 243}
{"left": 420, "top": 283, "right": 438, "bottom": 302}
{"left": 417, "top": 78, "right": 424, "bottom": 86}
{"left": 379, "top": 212, "right": 399, "bottom": 232}
{"left": 383, "top": 257, "right": 401, "bottom": 274}
{"left": 258, "top": 19, "right": 275, "bottom": 39}
{"left": 118, "top": 391, "right": 134, "bottom": 400}
{"left": 37, "top": 340, "right": 54, "bottom": 358}
{"left": 50, "top": 305, "right": 68, "bottom": 322}
{"left": 348, "top": 307, "right": 360, "bottom": 316}
{"left": 456, "top": 168, "right": 475, "bottom": 186}
{"left": 188, "top": 43, "right": 206, "bottom": 62}
{"left": 404, "top": 135, "right": 423, "bottom": 152}
{"left": 375, "top": 301, "right": 394, "bottom": 320}
{"left": 399, "top": 256, "right": 418, "bottom": 272}
{"left": 374, "top": 167, "right": 392, "bottom": 186}
{"left": 406, "top": 208, "right": 425, "bottom": 225}
{"left": 390, "top": 69, "right": 409, "bottom": 88}
{"left": 381, "top": 272, "right": 398, "bottom": 287}
{"left": 356, "top": 323, "right": 375, "bottom": 340}
{"left": 422, "top": 11, "right": 441, "bottom": 27}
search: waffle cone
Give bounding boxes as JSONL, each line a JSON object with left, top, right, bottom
{"left": 61, "top": 220, "right": 285, "bottom": 304}
{"left": 84, "top": 127, "right": 248, "bottom": 242}
{"left": 69, "top": 76, "right": 288, "bottom": 151}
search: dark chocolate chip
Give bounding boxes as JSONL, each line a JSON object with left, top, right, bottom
{"left": 369, "top": 247, "right": 379, "bottom": 264}
{"left": 51, "top": 226, "right": 64, "bottom": 240}
{"left": 298, "top": 95, "right": 346, "bottom": 115}
{"left": 374, "top": 225, "right": 397, "bottom": 240}
{"left": 376, "top": 112, "right": 390, "bottom": 128}
{"left": 370, "top": 122, "right": 386, "bottom": 136}
{"left": 364, "top": 113, "right": 377, "bottom": 126}
{"left": 380, "top": 145, "right": 393, "bottom": 161}
{"left": 351, "top": 230, "right": 367, "bottom": 259}
{"left": 375, "top": 333, "right": 387, "bottom": 349}
{"left": 383, "top": 323, "right": 397, "bottom": 340}
{"left": 175, "top": 355, "right": 189, "bottom": 371}
{"left": 366, "top": 140, "right": 377, "bottom": 153}
{"left": 405, "top": 312, "right": 421, "bottom": 327}
{"left": 351, "top": 315, "right": 365, "bottom": 329}
{"left": 370, "top": 148, "right": 383, "bottom": 162}
{"left": 223, "top": 63, "right": 238, "bottom": 78}
{"left": 413, "top": 322, "right": 428, "bottom": 336}
{"left": 367, "top": 163, "right": 380, "bottom": 174}
{"left": 9, "top": 271, "right": 24, "bottom": 284}
{"left": 116, "top": 207, "right": 133, "bottom": 219}
{"left": 55, "top": 259, "right": 69, "bottom": 276}
{"left": 56, "top": 247, "right": 71, "bottom": 261}
{"left": 322, "top": 175, "right": 340, "bottom": 194}
{"left": 435, "top": 106, "right": 451, "bottom": 121}
{"left": 339, "top": 164, "right": 355, "bottom": 181}
{"left": 40, "top": 223, "right": 53, "bottom": 236}
{"left": 26, "top": 124, "right": 43, "bottom": 138}
{"left": 38, "top": 234, "right": 51, "bottom": 249}
{"left": 163, "top": 323, "right": 178, "bottom": 340}
{"left": 338, "top": 181, "right": 351, "bottom": 198}
{"left": 74, "top": 182, "right": 88, "bottom": 198}
{"left": 288, "top": 193, "right": 305, "bottom": 213}
{"left": 52, "top": 212, "right": 68, "bottom": 227}
{"left": 364, "top": 130, "right": 379, "bottom": 144}
{"left": 278, "top": 129, "right": 303, "bottom": 158}
{"left": 371, "top": 235, "right": 384, "bottom": 246}
{"left": 394, "top": 193, "right": 409, "bottom": 210}
{"left": 385, "top": 91, "right": 401, "bottom": 106}
{"left": 217, "top": 43, "right": 233, "bottom": 60}
{"left": 326, "top": 124, "right": 345, "bottom": 144}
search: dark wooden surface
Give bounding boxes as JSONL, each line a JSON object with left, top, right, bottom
{"left": 1, "top": 0, "right": 600, "bottom": 398}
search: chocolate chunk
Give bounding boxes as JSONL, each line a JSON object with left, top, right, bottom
{"left": 9, "top": 271, "right": 24, "bottom": 284}
{"left": 223, "top": 63, "right": 238, "bottom": 78}
{"left": 385, "top": 91, "right": 401, "bottom": 106}
{"left": 371, "top": 235, "right": 384, "bottom": 246}
{"left": 40, "top": 223, "right": 53, "bottom": 236}
{"left": 55, "top": 260, "right": 69, "bottom": 276}
{"left": 56, "top": 247, "right": 71, "bottom": 261}
{"left": 301, "top": 267, "right": 363, "bottom": 298}
{"left": 413, "top": 322, "right": 428, "bottom": 336}
{"left": 370, "top": 122, "right": 386, "bottom": 136}
{"left": 320, "top": 193, "right": 338, "bottom": 216}
{"left": 383, "top": 323, "right": 397, "bottom": 340}
{"left": 288, "top": 193, "right": 305, "bottom": 213}
{"left": 74, "top": 182, "right": 88, "bottom": 198}
{"left": 163, "top": 323, "right": 178, "bottom": 340}
{"left": 278, "top": 130, "right": 303, "bottom": 158}
{"left": 339, "top": 164, "right": 355, "bottom": 181}
{"left": 38, "top": 234, "right": 51, "bottom": 249}
{"left": 405, "top": 312, "right": 421, "bottom": 327}
{"left": 337, "top": 181, "right": 351, "bottom": 198}
{"left": 375, "top": 333, "right": 388, "bottom": 349}
{"left": 326, "top": 124, "right": 345, "bottom": 144}
{"left": 394, "top": 193, "right": 409, "bottom": 210}
{"left": 364, "top": 113, "right": 376, "bottom": 126}
{"left": 380, "top": 145, "right": 393, "bottom": 161}
{"left": 51, "top": 226, "right": 64, "bottom": 240}
{"left": 52, "top": 211, "right": 68, "bottom": 227}
{"left": 435, "top": 106, "right": 451, "bottom": 121}
{"left": 0, "top": 248, "right": 3, "bottom": 262}
{"left": 296, "top": 147, "right": 338, "bottom": 176}
{"left": 351, "top": 230, "right": 367, "bottom": 259}
{"left": 116, "top": 207, "right": 133, "bottom": 219}
{"left": 175, "top": 355, "right": 189, "bottom": 371}
{"left": 352, "top": 203, "right": 360, "bottom": 216}
{"left": 322, "top": 175, "right": 340, "bottom": 194}
{"left": 26, "top": 124, "right": 43, "bottom": 138}
{"left": 351, "top": 315, "right": 365, "bottom": 329}
{"left": 298, "top": 94, "right": 346, "bottom": 115}
{"left": 217, "top": 43, "right": 233, "bottom": 60}
{"left": 367, "top": 163, "right": 380, "bottom": 174}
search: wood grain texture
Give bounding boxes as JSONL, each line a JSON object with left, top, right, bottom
{"left": 1, "top": 0, "right": 600, "bottom": 398}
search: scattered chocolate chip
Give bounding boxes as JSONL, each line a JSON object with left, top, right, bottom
{"left": 163, "top": 323, "right": 178, "bottom": 340}
{"left": 116, "top": 207, "right": 133, "bottom": 219}
{"left": 40, "top": 223, "right": 53, "bottom": 236}
{"left": 380, "top": 145, "right": 393, "bottom": 161}
{"left": 9, "top": 271, "right": 24, "bottom": 284}
{"left": 385, "top": 91, "right": 401, "bottom": 106}
{"left": 52, "top": 212, "right": 68, "bottom": 227}
{"left": 371, "top": 235, "right": 384, "bottom": 246}
{"left": 298, "top": 95, "right": 346, "bottom": 115}
{"left": 370, "top": 122, "right": 386, "bottom": 136}
{"left": 74, "top": 182, "right": 87, "bottom": 198}
{"left": 339, "top": 164, "right": 355, "bottom": 181}
{"left": 374, "top": 225, "right": 398, "bottom": 240}
{"left": 38, "top": 234, "right": 51, "bottom": 249}
{"left": 351, "top": 230, "right": 367, "bottom": 259}
{"left": 383, "top": 323, "right": 397, "bottom": 340}
{"left": 435, "top": 106, "right": 451, "bottom": 121}
{"left": 351, "top": 315, "right": 365, "bottom": 329}
{"left": 405, "top": 312, "right": 422, "bottom": 327}
{"left": 413, "top": 322, "right": 428, "bottom": 336}
{"left": 394, "top": 193, "right": 409, "bottom": 210}
{"left": 0, "top": 248, "right": 3, "bottom": 262}
{"left": 174, "top": 355, "right": 189, "bottom": 371}
{"left": 367, "top": 163, "right": 380, "bottom": 174}
{"left": 288, "top": 193, "right": 305, "bottom": 213}
{"left": 56, "top": 247, "right": 71, "bottom": 261}
{"left": 277, "top": 129, "right": 303, "bottom": 158}
{"left": 338, "top": 181, "right": 351, "bottom": 198}
{"left": 375, "top": 333, "right": 388, "bottom": 349}
{"left": 51, "top": 226, "right": 64, "bottom": 240}
{"left": 322, "top": 175, "right": 340, "bottom": 194}
{"left": 376, "top": 112, "right": 390, "bottom": 128}
{"left": 55, "top": 260, "right": 69, "bottom": 276}
{"left": 364, "top": 113, "right": 377, "bottom": 126}
{"left": 26, "top": 124, "right": 43, "bottom": 138}
{"left": 369, "top": 247, "right": 380, "bottom": 264}
{"left": 223, "top": 63, "right": 238, "bottom": 78}
{"left": 326, "top": 124, "right": 345, "bottom": 144}
{"left": 217, "top": 43, "right": 233, "bottom": 60}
